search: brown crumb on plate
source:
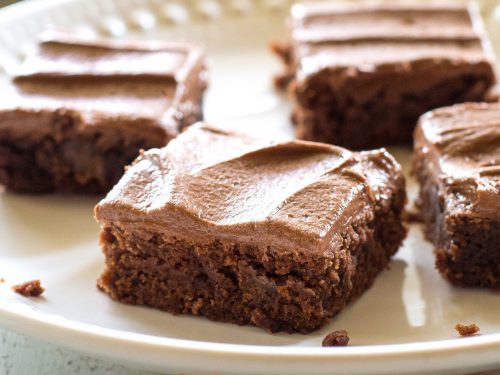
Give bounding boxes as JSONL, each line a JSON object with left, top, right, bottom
{"left": 403, "top": 210, "right": 423, "bottom": 223}
{"left": 272, "top": 73, "right": 294, "bottom": 90}
{"left": 0, "top": 278, "right": 5, "bottom": 283}
{"left": 12, "top": 280, "right": 45, "bottom": 297}
{"left": 322, "top": 330, "right": 349, "bottom": 347}
{"left": 455, "top": 323, "right": 480, "bottom": 337}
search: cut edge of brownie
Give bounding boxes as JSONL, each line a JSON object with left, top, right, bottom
{"left": 0, "top": 111, "right": 170, "bottom": 194}
{"left": 291, "top": 62, "right": 495, "bottom": 150}
{"left": 412, "top": 107, "right": 500, "bottom": 290}
{"left": 413, "top": 154, "right": 500, "bottom": 290}
{"left": 96, "top": 150, "right": 407, "bottom": 334}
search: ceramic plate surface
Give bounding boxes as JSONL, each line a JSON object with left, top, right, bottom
{"left": 0, "top": 0, "right": 500, "bottom": 374}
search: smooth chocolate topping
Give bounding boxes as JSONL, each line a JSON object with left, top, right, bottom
{"left": 415, "top": 102, "right": 500, "bottom": 216}
{"left": 288, "top": 2, "right": 495, "bottom": 81}
{"left": 292, "top": 3, "right": 479, "bottom": 42}
{"left": 16, "top": 31, "right": 196, "bottom": 81}
{"left": 0, "top": 32, "right": 206, "bottom": 140}
{"left": 96, "top": 123, "right": 402, "bottom": 249}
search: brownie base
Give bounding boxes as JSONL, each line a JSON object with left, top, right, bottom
{"left": 97, "top": 185, "right": 406, "bottom": 333}
{"left": 413, "top": 152, "right": 500, "bottom": 290}
{"left": 273, "top": 42, "right": 495, "bottom": 150}
{"left": 292, "top": 70, "right": 492, "bottom": 150}
{"left": 0, "top": 107, "right": 203, "bottom": 194}
{"left": 0, "top": 124, "right": 165, "bottom": 194}
{"left": 0, "top": 135, "right": 158, "bottom": 194}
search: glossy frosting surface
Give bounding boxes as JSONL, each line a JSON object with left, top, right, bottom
{"left": 16, "top": 33, "right": 192, "bottom": 80}
{"left": 415, "top": 103, "right": 500, "bottom": 216}
{"left": 0, "top": 32, "right": 205, "bottom": 135}
{"left": 96, "top": 123, "right": 402, "bottom": 248}
{"left": 289, "top": 2, "right": 494, "bottom": 79}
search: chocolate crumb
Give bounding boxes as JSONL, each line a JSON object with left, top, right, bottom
{"left": 455, "top": 323, "right": 480, "bottom": 337}
{"left": 96, "top": 282, "right": 105, "bottom": 292}
{"left": 322, "top": 329, "right": 349, "bottom": 347}
{"left": 0, "top": 278, "right": 5, "bottom": 283}
{"left": 12, "top": 280, "right": 45, "bottom": 297}
{"left": 273, "top": 73, "right": 294, "bottom": 90}
{"left": 403, "top": 210, "right": 423, "bottom": 223}
{"left": 269, "top": 40, "right": 294, "bottom": 90}
{"left": 269, "top": 40, "right": 292, "bottom": 64}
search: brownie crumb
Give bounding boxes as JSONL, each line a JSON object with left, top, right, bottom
{"left": 96, "top": 281, "right": 105, "bottom": 292}
{"left": 269, "top": 40, "right": 292, "bottom": 63}
{"left": 273, "top": 73, "right": 294, "bottom": 90}
{"left": 12, "top": 280, "right": 45, "bottom": 297}
{"left": 322, "top": 330, "right": 349, "bottom": 347}
{"left": 269, "top": 40, "right": 294, "bottom": 90}
{"left": 0, "top": 278, "right": 5, "bottom": 283}
{"left": 403, "top": 210, "right": 423, "bottom": 223}
{"left": 455, "top": 323, "right": 480, "bottom": 337}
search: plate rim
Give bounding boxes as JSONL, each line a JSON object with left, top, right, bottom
{"left": 1, "top": 298, "right": 500, "bottom": 370}
{"left": 2, "top": 297, "right": 500, "bottom": 355}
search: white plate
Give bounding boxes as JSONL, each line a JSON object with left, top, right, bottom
{"left": 0, "top": 0, "right": 500, "bottom": 374}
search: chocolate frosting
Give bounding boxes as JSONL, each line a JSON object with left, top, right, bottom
{"left": 287, "top": 2, "right": 496, "bottom": 82}
{"left": 95, "top": 123, "right": 403, "bottom": 250}
{"left": 415, "top": 102, "right": 500, "bottom": 217}
{"left": 0, "top": 31, "right": 206, "bottom": 141}
{"left": 16, "top": 31, "right": 195, "bottom": 81}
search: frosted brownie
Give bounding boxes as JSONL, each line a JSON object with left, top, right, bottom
{"left": 95, "top": 123, "right": 407, "bottom": 333}
{"left": 413, "top": 103, "right": 500, "bottom": 289}
{"left": 272, "top": 2, "right": 496, "bottom": 149}
{"left": 0, "top": 32, "right": 206, "bottom": 193}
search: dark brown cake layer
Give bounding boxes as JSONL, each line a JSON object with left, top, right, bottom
{"left": 413, "top": 102, "right": 500, "bottom": 290}
{"left": 95, "top": 123, "right": 407, "bottom": 333}
{"left": 272, "top": 2, "right": 496, "bottom": 150}
{"left": 0, "top": 32, "right": 206, "bottom": 193}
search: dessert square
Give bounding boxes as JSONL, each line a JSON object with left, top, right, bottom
{"left": 413, "top": 103, "right": 500, "bottom": 290}
{"left": 272, "top": 2, "right": 496, "bottom": 150}
{"left": 95, "top": 123, "right": 407, "bottom": 333}
{"left": 0, "top": 32, "right": 206, "bottom": 193}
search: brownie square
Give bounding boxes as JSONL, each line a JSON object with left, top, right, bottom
{"left": 95, "top": 123, "right": 407, "bottom": 333}
{"left": 0, "top": 32, "right": 206, "bottom": 193}
{"left": 413, "top": 102, "right": 500, "bottom": 290}
{"left": 272, "top": 2, "right": 496, "bottom": 150}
